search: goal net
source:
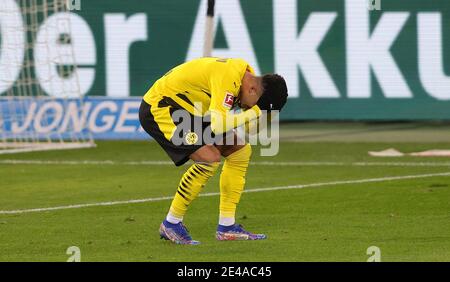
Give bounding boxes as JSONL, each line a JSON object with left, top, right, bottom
{"left": 0, "top": 0, "right": 95, "bottom": 154}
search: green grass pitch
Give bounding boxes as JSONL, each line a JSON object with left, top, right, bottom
{"left": 1, "top": 123, "right": 450, "bottom": 261}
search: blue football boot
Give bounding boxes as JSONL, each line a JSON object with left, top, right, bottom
{"left": 216, "top": 224, "right": 267, "bottom": 241}
{"left": 159, "top": 220, "right": 200, "bottom": 245}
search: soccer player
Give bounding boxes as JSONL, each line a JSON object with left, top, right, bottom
{"left": 139, "top": 57, "right": 288, "bottom": 245}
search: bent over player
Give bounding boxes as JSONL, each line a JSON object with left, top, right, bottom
{"left": 139, "top": 57, "right": 288, "bottom": 245}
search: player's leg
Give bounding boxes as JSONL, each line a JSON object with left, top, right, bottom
{"left": 214, "top": 135, "right": 266, "bottom": 241}
{"left": 166, "top": 145, "right": 220, "bottom": 223}
{"left": 189, "top": 144, "right": 221, "bottom": 163}
{"left": 160, "top": 145, "right": 221, "bottom": 245}
{"left": 216, "top": 141, "right": 246, "bottom": 227}
{"left": 140, "top": 100, "right": 220, "bottom": 244}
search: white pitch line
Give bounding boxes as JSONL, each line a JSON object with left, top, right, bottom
{"left": 253, "top": 161, "right": 450, "bottom": 167}
{"left": 1, "top": 159, "right": 450, "bottom": 167}
{"left": 1, "top": 171, "right": 450, "bottom": 215}
{"left": 0, "top": 159, "right": 174, "bottom": 165}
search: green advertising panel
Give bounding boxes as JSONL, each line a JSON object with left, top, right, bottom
{"left": 1, "top": 0, "right": 450, "bottom": 120}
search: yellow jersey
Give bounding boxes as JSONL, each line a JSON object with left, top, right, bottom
{"left": 143, "top": 57, "right": 255, "bottom": 116}
{"left": 143, "top": 57, "right": 261, "bottom": 135}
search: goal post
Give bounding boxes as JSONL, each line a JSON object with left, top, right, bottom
{"left": 203, "top": 0, "right": 215, "bottom": 57}
{"left": 0, "top": 0, "right": 95, "bottom": 154}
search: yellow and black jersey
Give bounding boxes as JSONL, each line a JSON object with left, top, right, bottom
{"left": 143, "top": 57, "right": 255, "bottom": 117}
{"left": 140, "top": 57, "right": 262, "bottom": 166}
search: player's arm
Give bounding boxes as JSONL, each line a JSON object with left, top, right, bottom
{"left": 210, "top": 106, "right": 262, "bottom": 135}
{"left": 208, "top": 75, "right": 261, "bottom": 135}
{"left": 242, "top": 110, "right": 273, "bottom": 135}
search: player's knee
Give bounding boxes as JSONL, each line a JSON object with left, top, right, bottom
{"left": 207, "top": 151, "right": 222, "bottom": 163}
{"left": 240, "top": 143, "right": 252, "bottom": 159}
{"left": 243, "top": 143, "right": 252, "bottom": 159}
{"left": 199, "top": 154, "right": 221, "bottom": 164}
{"left": 201, "top": 147, "right": 221, "bottom": 163}
{"left": 190, "top": 147, "right": 222, "bottom": 164}
{"left": 227, "top": 143, "right": 252, "bottom": 161}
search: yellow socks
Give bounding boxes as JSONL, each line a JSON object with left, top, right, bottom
{"left": 219, "top": 144, "right": 252, "bottom": 226}
{"left": 166, "top": 162, "right": 219, "bottom": 223}
{"left": 166, "top": 144, "right": 252, "bottom": 226}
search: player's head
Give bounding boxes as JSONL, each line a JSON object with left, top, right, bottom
{"left": 257, "top": 74, "right": 288, "bottom": 112}
{"left": 239, "top": 72, "right": 288, "bottom": 112}
{"left": 238, "top": 71, "right": 262, "bottom": 110}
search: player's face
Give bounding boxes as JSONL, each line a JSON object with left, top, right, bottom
{"left": 239, "top": 72, "right": 260, "bottom": 110}
{"left": 239, "top": 86, "right": 257, "bottom": 110}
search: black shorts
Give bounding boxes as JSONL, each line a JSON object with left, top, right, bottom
{"left": 139, "top": 99, "right": 231, "bottom": 166}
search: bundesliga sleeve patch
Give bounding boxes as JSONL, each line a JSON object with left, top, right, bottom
{"left": 223, "top": 92, "right": 234, "bottom": 109}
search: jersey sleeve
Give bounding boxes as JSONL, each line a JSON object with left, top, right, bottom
{"left": 208, "top": 68, "right": 239, "bottom": 115}
{"left": 208, "top": 61, "right": 261, "bottom": 134}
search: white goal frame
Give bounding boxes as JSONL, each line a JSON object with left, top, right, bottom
{"left": 0, "top": 0, "right": 95, "bottom": 154}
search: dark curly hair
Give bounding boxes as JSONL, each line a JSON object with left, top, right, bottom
{"left": 257, "top": 74, "right": 288, "bottom": 112}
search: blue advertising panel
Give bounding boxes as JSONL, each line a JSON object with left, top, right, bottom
{"left": 0, "top": 97, "right": 148, "bottom": 140}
